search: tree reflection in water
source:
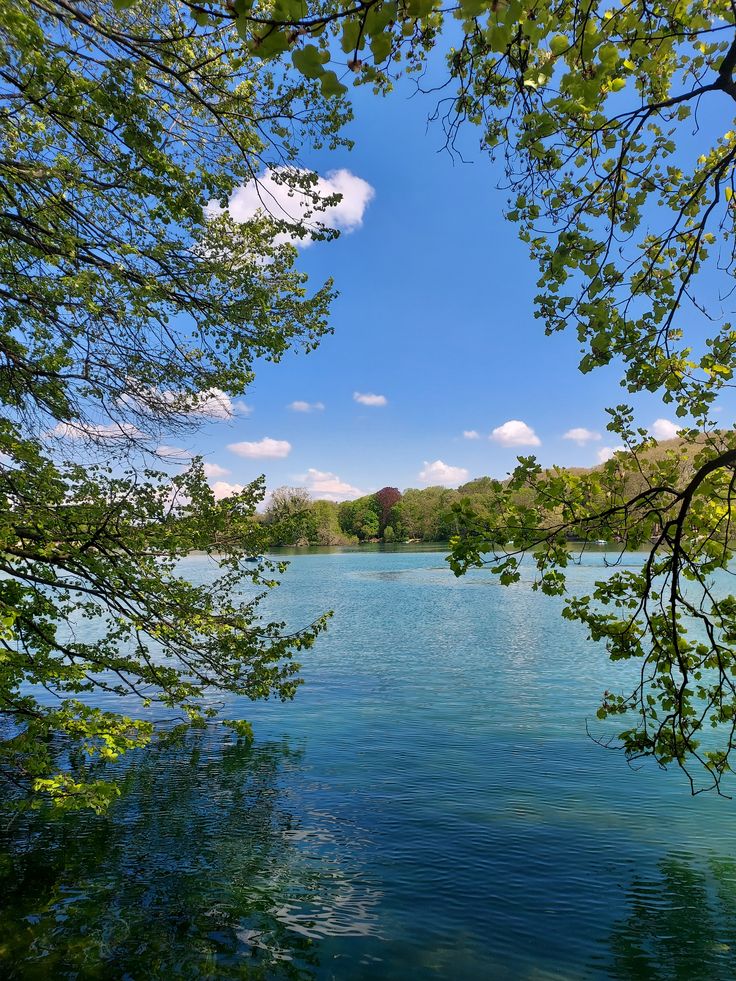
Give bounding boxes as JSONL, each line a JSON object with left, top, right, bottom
{"left": 608, "top": 856, "right": 736, "bottom": 980}
{"left": 0, "top": 731, "right": 379, "bottom": 980}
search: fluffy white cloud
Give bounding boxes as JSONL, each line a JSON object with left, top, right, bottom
{"left": 419, "top": 460, "right": 469, "bottom": 486}
{"left": 299, "top": 468, "right": 364, "bottom": 502}
{"left": 463, "top": 430, "right": 480, "bottom": 440}
{"left": 119, "top": 386, "right": 249, "bottom": 420}
{"left": 650, "top": 418, "right": 679, "bottom": 441}
{"left": 563, "top": 427, "right": 601, "bottom": 446}
{"left": 490, "top": 420, "right": 541, "bottom": 447}
{"left": 211, "top": 480, "right": 245, "bottom": 500}
{"left": 224, "top": 168, "right": 374, "bottom": 247}
{"left": 597, "top": 445, "right": 625, "bottom": 464}
{"left": 353, "top": 391, "right": 387, "bottom": 407}
{"left": 203, "top": 462, "right": 231, "bottom": 478}
{"left": 193, "top": 388, "right": 250, "bottom": 420}
{"left": 228, "top": 437, "right": 291, "bottom": 459}
{"left": 288, "top": 400, "right": 325, "bottom": 413}
{"left": 51, "top": 421, "right": 143, "bottom": 440}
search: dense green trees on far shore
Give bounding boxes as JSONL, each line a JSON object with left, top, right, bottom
{"left": 261, "top": 477, "right": 562, "bottom": 546}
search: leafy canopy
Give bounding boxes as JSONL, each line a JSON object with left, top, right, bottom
{"left": 0, "top": 0, "right": 351, "bottom": 810}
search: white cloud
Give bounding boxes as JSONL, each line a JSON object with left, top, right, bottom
{"left": 228, "top": 437, "right": 291, "bottom": 459}
{"left": 193, "top": 388, "right": 250, "bottom": 420}
{"left": 419, "top": 460, "right": 469, "bottom": 486}
{"left": 650, "top": 418, "right": 679, "bottom": 441}
{"left": 288, "top": 400, "right": 325, "bottom": 413}
{"left": 299, "top": 468, "right": 364, "bottom": 502}
{"left": 490, "top": 420, "right": 541, "bottom": 447}
{"left": 353, "top": 391, "right": 387, "bottom": 407}
{"left": 203, "top": 462, "right": 231, "bottom": 478}
{"left": 563, "top": 427, "right": 601, "bottom": 446}
{"left": 156, "top": 444, "right": 191, "bottom": 460}
{"left": 211, "top": 480, "right": 245, "bottom": 500}
{"left": 463, "top": 430, "right": 480, "bottom": 440}
{"left": 119, "top": 386, "right": 249, "bottom": 421}
{"left": 597, "top": 445, "right": 625, "bottom": 464}
{"left": 224, "top": 168, "right": 374, "bottom": 247}
{"left": 51, "top": 421, "right": 143, "bottom": 440}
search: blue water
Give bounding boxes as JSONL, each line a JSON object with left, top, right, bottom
{"left": 3, "top": 547, "right": 736, "bottom": 979}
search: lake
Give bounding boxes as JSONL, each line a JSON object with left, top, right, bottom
{"left": 2, "top": 547, "right": 736, "bottom": 979}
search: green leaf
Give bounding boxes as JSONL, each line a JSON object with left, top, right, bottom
{"left": 319, "top": 70, "right": 348, "bottom": 98}
{"left": 370, "top": 32, "right": 392, "bottom": 64}
{"left": 292, "top": 44, "right": 326, "bottom": 79}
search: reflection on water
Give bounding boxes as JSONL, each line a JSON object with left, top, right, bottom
{"left": 0, "top": 734, "right": 380, "bottom": 980}
{"left": 609, "top": 858, "right": 736, "bottom": 980}
{"left": 3, "top": 549, "right": 736, "bottom": 979}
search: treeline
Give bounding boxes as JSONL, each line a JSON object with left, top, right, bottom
{"left": 262, "top": 479, "right": 505, "bottom": 546}
{"left": 261, "top": 438, "right": 701, "bottom": 547}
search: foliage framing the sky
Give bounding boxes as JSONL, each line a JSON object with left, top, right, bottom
{"left": 7, "top": 0, "right": 736, "bottom": 801}
{"left": 0, "top": 0, "right": 352, "bottom": 810}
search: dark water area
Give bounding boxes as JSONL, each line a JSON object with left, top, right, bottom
{"left": 3, "top": 549, "right": 736, "bottom": 979}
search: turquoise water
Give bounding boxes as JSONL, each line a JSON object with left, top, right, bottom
{"left": 3, "top": 548, "right": 736, "bottom": 979}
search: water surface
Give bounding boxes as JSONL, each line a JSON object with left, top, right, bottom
{"left": 2, "top": 548, "right": 736, "bottom": 979}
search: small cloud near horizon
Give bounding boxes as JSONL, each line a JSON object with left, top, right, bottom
{"left": 650, "top": 418, "right": 679, "bottom": 441}
{"left": 211, "top": 480, "right": 245, "bottom": 500}
{"left": 597, "top": 445, "right": 625, "bottom": 464}
{"left": 298, "top": 467, "right": 365, "bottom": 502}
{"left": 490, "top": 420, "right": 541, "bottom": 447}
{"left": 463, "top": 430, "right": 480, "bottom": 440}
{"left": 228, "top": 437, "right": 291, "bottom": 459}
{"left": 288, "top": 400, "right": 325, "bottom": 413}
{"left": 354, "top": 392, "right": 387, "bottom": 407}
{"left": 419, "top": 460, "right": 469, "bottom": 486}
{"left": 563, "top": 427, "right": 601, "bottom": 446}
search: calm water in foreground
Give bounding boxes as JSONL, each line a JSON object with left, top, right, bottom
{"left": 3, "top": 547, "right": 736, "bottom": 980}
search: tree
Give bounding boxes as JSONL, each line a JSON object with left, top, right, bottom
{"left": 374, "top": 486, "right": 402, "bottom": 536}
{"left": 311, "top": 499, "right": 350, "bottom": 544}
{"left": 265, "top": 487, "right": 318, "bottom": 545}
{"left": 338, "top": 494, "right": 381, "bottom": 540}
{"left": 191, "top": 0, "right": 736, "bottom": 791}
{"left": 0, "top": 1, "right": 348, "bottom": 809}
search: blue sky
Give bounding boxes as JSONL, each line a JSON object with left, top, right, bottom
{"left": 160, "top": 74, "right": 733, "bottom": 502}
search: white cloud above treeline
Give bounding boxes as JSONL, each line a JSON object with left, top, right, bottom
{"left": 490, "top": 420, "right": 541, "bottom": 447}
{"left": 650, "top": 418, "right": 679, "bottom": 440}
{"left": 228, "top": 437, "right": 291, "bottom": 459}
{"left": 353, "top": 391, "right": 387, "bottom": 407}
{"left": 211, "top": 480, "right": 245, "bottom": 500}
{"left": 597, "top": 445, "right": 624, "bottom": 463}
{"left": 419, "top": 460, "right": 469, "bottom": 486}
{"left": 299, "top": 468, "right": 364, "bottom": 502}
{"left": 224, "top": 168, "right": 374, "bottom": 246}
{"left": 563, "top": 427, "right": 601, "bottom": 446}
{"left": 288, "top": 400, "right": 325, "bottom": 413}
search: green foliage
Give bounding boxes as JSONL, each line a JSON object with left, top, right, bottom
{"left": 0, "top": 1, "right": 350, "bottom": 810}
{"left": 264, "top": 486, "right": 318, "bottom": 545}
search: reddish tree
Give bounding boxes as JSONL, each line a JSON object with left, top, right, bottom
{"left": 374, "top": 486, "right": 402, "bottom": 534}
